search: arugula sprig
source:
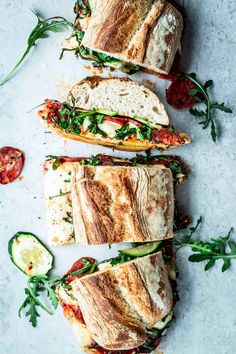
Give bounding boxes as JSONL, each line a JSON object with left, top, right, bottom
{"left": 18, "top": 275, "right": 61, "bottom": 327}
{"left": 0, "top": 12, "right": 72, "bottom": 86}
{"left": 17, "top": 260, "right": 97, "bottom": 327}
{"left": 182, "top": 73, "right": 232, "bottom": 142}
{"left": 175, "top": 217, "right": 235, "bottom": 272}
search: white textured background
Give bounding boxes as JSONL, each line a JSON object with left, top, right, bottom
{"left": 0, "top": 1, "right": 236, "bottom": 353}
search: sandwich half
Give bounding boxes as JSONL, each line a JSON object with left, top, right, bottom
{"left": 57, "top": 248, "right": 175, "bottom": 353}
{"left": 63, "top": 0, "right": 183, "bottom": 75}
{"left": 38, "top": 77, "right": 190, "bottom": 151}
{"left": 43, "top": 154, "right": 188, "bottom": 246}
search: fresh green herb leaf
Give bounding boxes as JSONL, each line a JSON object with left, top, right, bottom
{"left": 64, "top": 262, "right": 97, "bottom": 278}
{"left": 52, "top": 157, "right": 61, "bottom": 170}
{"left": 182, "top": 73, "right": 233, "bottom": 142}
{"left": 18, "top": 275, "right": 61, "bottom": 327}
{"left": 74, "top": 0, "right": 92, "bottom": 17}
{"left": 0, "top": 13, "right": 72, "bottom": 86}
{"left": 175, "top": 218, "right": 235, "bottom": 272}
{"left": 115, "top": 124, "right": 136, "bottom": 140}
{"left": 49, "top": 190, "right": 70, "bottom": 200}
{"left": 211, "top": 102, "right": 233, "bottom": 113}
{"left": 62, "top": 212, "right": 73, "bottom": 224}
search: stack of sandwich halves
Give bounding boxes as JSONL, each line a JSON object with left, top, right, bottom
{"left": 40, "top": 1, "right": 188, "bottom": 353}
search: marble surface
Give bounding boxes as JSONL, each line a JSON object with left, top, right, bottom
{"left": 0, "top": 1, "right": 236, "bottom": 353}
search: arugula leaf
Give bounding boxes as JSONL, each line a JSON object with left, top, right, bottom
{"left": 182, "top": 73, "right": 233, "bottom": 142}
{"left": 175, "top": 218, "right": 235, "bottom": 272}
{"left": 18, "top": 275, "right": 62, "bottom": 327}
{"left": 0, "top": 12, "right": 72, "bottom": 86}
{"left": 115, "top": 124, "right": 137, "bottom": 140}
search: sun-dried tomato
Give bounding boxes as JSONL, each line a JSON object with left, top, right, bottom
{"left": 152, "top": 129, "right": 183, "bottom": 146}
{"left": 166, "top": 75, "right": 198, "bottom": 109}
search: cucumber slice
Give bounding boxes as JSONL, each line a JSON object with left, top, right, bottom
{"left": 88, "top": 0, "right": 95, "bottom": 10}
{"left": 8, "top": 232, "right": 53, "bottom": 276}
{"left": 119, "top": 241, "right": 162, "bottom": 257}
{"left": 134, "top": 116, "right": 163, "bottom": 129}
{"left": 96, "top": 109, "right": 118, "bottom": 116}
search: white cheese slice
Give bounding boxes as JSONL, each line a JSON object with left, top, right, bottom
{"left": 57, "top": 285, "right": 93, "bottom": 347}
{"left": 153, "top": 312, "right": 173, "bottom": 330}
{"left": 98, "top": 120, "right": 122, "bottom": 138}
{"left": 72, "top": 322, "right": 93, "bottom": 347}
{"left": 98, "top": 261, "right": 112, "bottom": 271}
{"left": 44, "top": 160, "right": 75, "bottom": 245}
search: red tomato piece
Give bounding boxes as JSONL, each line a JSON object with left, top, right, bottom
{"left": 166, "top": 76, "right": 197, "bottom": 109}
{"left": 0, "top": 147, "right": 25, "bottom": 185}
{"left": 65, "top": 257, "right": 96, "bottom": 283}
{"left": 152, "top": 129, "right": 183, "bottom": 146}
{"left": 104, "top": 116, "right": 141, "bottom": 127}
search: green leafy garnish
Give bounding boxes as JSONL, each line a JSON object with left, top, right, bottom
{"left": 74, "top": 0, "right": 92, "bottom": 17}
{"left": 49, "top": 189, "right": 70, "bottom": 200}
{"left": 0, "top": 12, "right": 72, "bottom": 86}
{"left": 52, "top": 157, "right": 61, "bottom": 170}
{"left": 175, "top": 217, "right": 235, "bottom": 272}
{"left": 17, "top": 260, "right": 97, "bottom": 327}
{"left": 183, "top": 73, "right": 233, "bottom": 142}
{"left": 18, "top": 275, "right": 61, "bottom": 327}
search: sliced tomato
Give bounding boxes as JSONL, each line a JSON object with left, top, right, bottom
{"left": 104, "top": 116, "right": 141, "bottom": 127}
{"left": 0, "top": 147, "right": 25, "bottom": 185}
{"left": 38, "top": 99, "right": 62, "bottom": 124}
{"left": 44, "top": 99, "right": 62, "bottom": 110}
{"left": 61, "top": 302, "right": 86, "bottom": 324}
{"left": 166, "top": 76, "right": 197, "bottom": 109}
{"left": 59, "top": 156, "right": 87, "bottom": 163}
{"left": 65, "top": 257, "right": 96, "bottom": 283}
{"left": 152, "top": 128, "right": 183, "bottom": 146}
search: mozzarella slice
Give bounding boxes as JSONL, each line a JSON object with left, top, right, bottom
{"left": 98, "top": 120, "right": 122, "bottom": 138}
{"left": 44, "top": 160, "right": 75, "bottom": 245}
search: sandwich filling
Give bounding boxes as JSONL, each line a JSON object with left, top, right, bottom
{"left": 39, "top": 99, "right": 188, "bottom": 149}
{"left": 58, "top": 242, "right": 177, "bottom": 353}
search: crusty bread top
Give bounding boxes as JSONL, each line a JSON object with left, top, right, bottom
{"left": 68, "top": 76, "right": 169, "bottom": 126}
{"left": 70, "top": 252, "right": 173, "bottom": 350}
{"left": 81, "top": 0, "right": 183, "bottom": 74}
{"left": 71, "top": 164, "right": 174, "bottom": 245}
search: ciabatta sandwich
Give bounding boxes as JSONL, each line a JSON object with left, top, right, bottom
{"left": 38, "top": 77, "right": 190, "bottom": 151}
{"left": 63, "top": 0, "right": 183, "bottom": 76}
{"left": 58, "top": 249, "right": 175, "bottom": 353}
{"left": 43, "top": 154, "right": 188, "bottom": 246}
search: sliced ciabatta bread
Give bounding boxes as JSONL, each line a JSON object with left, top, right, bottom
{"left": 80, "top": 0, "right": 183, "bottom": 74}
{"left": 71, "top": 164, "right": 174, "bottom": 245}
{"left": 58, "top": 252, "right": 173, "bottom": 351}
{"left": 67, "top": 75, "right": 169, "bottom": 126}
{"left": 38, "top": 76, "right": 190, "bottom": 152}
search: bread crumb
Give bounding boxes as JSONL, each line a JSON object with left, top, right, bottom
{"left": 18, "top": 176, "right": 24, "bottom": 181}
{"left": 84, "top": 65, "right": 91, "bottom": 70}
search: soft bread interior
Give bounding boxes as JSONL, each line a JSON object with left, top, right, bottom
{"left": 43, "top": 160, "right": 74, "bottom": 245}
{"left": 67, "top": 77, "right": 169, "bottom": 126}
